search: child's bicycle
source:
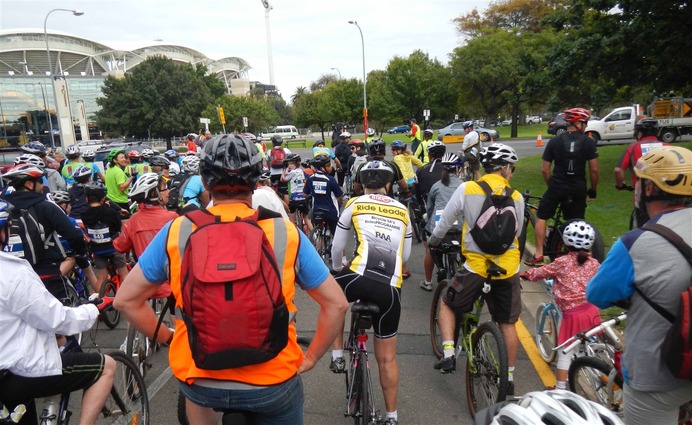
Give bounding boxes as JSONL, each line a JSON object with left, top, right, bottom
{"left": 534, "top": 278, "right": 562, "bottom": 363}
{"left": 309, "top": 210, "right": 333, "bottom": 266}
{"left": 430, "top": 260, "right": 510, "bottom": 417}
{"left": 518, "top": 190, "right": 606, "bottom": 263}
{"left": 98, "top": 261, "right": 133, "bottom": 329}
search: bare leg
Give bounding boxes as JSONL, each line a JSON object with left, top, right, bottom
{"left": 117, "top": 266, "right": 129, "bottom": 283}
{"left": 438, "top": 300, "right": 456, "bottom": 343}
{"left": 185, "top": 399, "right": 221, "bottom": 424}
{"left": 499, "top": 323, "right": 518, "bottom": 368}
{"left": 94, "top": 268, "right": 108, "bottom": 294}
{"left": 79, "top": 355, "right": 115, "bottom": 424}
{"left": 374, "top": 336, "right": 399, "bottom": 413}
{"left": 423, "top": 243, "right": 434, "bottom": 282}
{"left": 533, "top": 218, "right": 547, "bottom": 259}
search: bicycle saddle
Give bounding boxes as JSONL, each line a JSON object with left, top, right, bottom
{"left": 352, "top": 301, "right": 380, "bottom": 315}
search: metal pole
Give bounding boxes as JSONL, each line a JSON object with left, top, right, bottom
{"left": 38, "top": 83, "right": 53, "bottom": 143}
{"left": 349, "top": 21, "right": 368, "bottom": 133}
{"left": 261, "top": 1, "right": 275, "bottom": 86}
{"left": 331, "top": 67, "right": 342, "bottom": 79}
{"left": 44, "top": 8, "right": 84, "bottom": 148}
{"left": 0, "top": 84, "right": 7, "bottom": 139}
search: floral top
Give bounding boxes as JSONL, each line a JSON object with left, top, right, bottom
{"left": 523, "top": 251, "right": 600, "bottom": 311}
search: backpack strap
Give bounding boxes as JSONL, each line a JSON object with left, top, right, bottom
{"left": 476, "top": 180, "right": 514, "bottom": 197}
{"left": 184, "top": 209, "right": 219, "bottom": 227}
{"left": 256, "top": 205, "right": 283, "bottom": 221}
{"left": 634, "top": 223, "right": 692, "bottom": 323}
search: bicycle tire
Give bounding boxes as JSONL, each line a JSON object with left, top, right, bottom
{"left": 534, "top": 304, "right": 558, "bottom": 364}
{"left": 568, "top": 356, "right": 623, "bottom": 413}
{"left": 100, "top": 350, "right": 150, "bottom": 425}
{"left": 63, "top": 279, "right": 81, "bottom": 307}
{"left": 465, "top": 321, "right": 509, "bottom": 417}
{"left": 357, "top": 355, "right": 370, "bottom": 425}
{"left": 126, "top": 327, "right": 153, "bottom": 379}
{"left": 408, "top": 201, "right": 422, "bottom": 243}
{"left": 349, "top": 353, "right": 364, "bottom": 425}
{"left": 99, "top": 280, "right": 120, "bottom": 329}
{"left": 430, "top": 280, "right": 448, "bottom": 359}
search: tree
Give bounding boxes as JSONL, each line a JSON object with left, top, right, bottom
{"left": 203, "top": 95, "right": 280, "bottom": 135}
{"left": 454, "top": 0, "right": 566, "bottom": 37}
{"left": 293, "top": 90, "right": 332, "bottom": 140}
{"left": 366, "top": 70, "right": 401, "bottom": 134}
{"left": 95, "top": 55, "right": 216, "bottom": 149}
{"left": 291, "top": 86, "right": 308, "bottom": 104}
{"left": 309, "top": 74, "right": 338, "bottom": 92}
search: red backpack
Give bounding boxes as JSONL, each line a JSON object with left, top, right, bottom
{"left": 180, "top": 207, "right": 289, "bottom": 370}
{"left": 269, "top": 147, "right": 286, "bottom": 169}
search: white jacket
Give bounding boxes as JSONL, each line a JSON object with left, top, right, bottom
{"left": 0, "top": 252, "right": 98, "bottom": 377}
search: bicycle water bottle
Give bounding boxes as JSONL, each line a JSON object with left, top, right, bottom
{"left": 39, "top": 395, "right": 60, "bottom": 425}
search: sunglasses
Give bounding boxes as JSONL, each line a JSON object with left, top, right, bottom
{"left": 506, "top": 164, "right": 516, "bottom": 173}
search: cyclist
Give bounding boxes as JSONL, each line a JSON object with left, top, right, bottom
{"left": 412, "top": 128, "right": 434, "bottom": 164}
{"left": 460, "top": 121, "right": 483, "bottom": 180}
{"left": 391, "top": 140, "right": 423, "bottom": 187}
{"left": 334, "top": 132, "right": 352, "bottom": 186}
{"left": 419, "top": 152, "right": 463, "bottom": 292}
{"left": 304, "top": 153, "right": 343, "bottom": 237}
{"left": 9, "top": 153, "right": 50, "bottom": 196}
{"left": 178, "top": 155, "right": 209, "bottom": 212}
{"left": 267, "top": 135, "right": 292, "bottom": 196}
{"left": 186, "top": 133, "right": 198, "bottom": 153}
{"left": 311, "top": 139, "right": 341, "bottom": 173}
{"left": 141, "top": 148, "right": 155, "bottom": 164}
{"left": 520, "top": 220, "right": 602, "bottom": 391}
{"left": 81, "top": 149, "right": 105, "bottom": 182}
{"left": 415, "top": 140, "right": 447, "bottom": 202}
{"left": 19, "top": 141, "right": 65, "bottom": 192}
{"left": 526, "top": 107, "right": 599, "bottom": 266}
{"left": 282, "top": 153, "right": 312, "bottom": 233}
{"left": 1, "top": 164, "right": 92, "bottom": 301}
{"left": 407, "top": 118, "right": 422, "bottom": 158}
{"left": 0, "top": 201, "right": 115, "bottom": 425}
{"left": 61, "top": 145, "right": 84, "bottom": 186}
{"left": 614, "top": 118, "right": 668, "bottom": 228}
{"left": 364, "top": 127, "right": 377, "bottom": 148}
{"left": 330, "top": 160, "right": 412, "bottom": 425}
{"left": 586, "top": 146, "right": 692, "bottom": 425}
{"left": 149, "top": 155, "right": 172, "bottom": 184}
{"left": 346, "top": 139, "right": 368, "bottom": 182}
{"left": 352, "top": 139, "right": 409, "bottom": 198}
{"left": 428, "top": 143, "right": 523, "bottom": 395}
{"left": 113, "top": 134, "right": 348, "bottom": 424}
{"left": 82, "top": 181, "right": 129, "bottom": 295}
{"left": 128, "top": 149, "right": 151, "bottom": 178}
{"left": 67, "top": 165, "right": 93, "bottom": 220}
{"left": 164, "top": 149, "right": 182, "bottom": 175}
{"left": 104, "top": 149, "right": 134, "bottom": 210}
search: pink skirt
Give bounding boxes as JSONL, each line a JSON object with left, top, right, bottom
{"left": 557, "top": 302, "right": 602, "bottom": 345}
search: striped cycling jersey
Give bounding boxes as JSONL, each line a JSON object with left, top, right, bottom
{"left": 336, "top": 194, "right": 412, "bottom": 288}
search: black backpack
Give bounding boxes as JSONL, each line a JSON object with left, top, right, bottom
{"left": 167, "top": 174, "right": 192, "bottom": 212}
{"left": 3, "top": 206, "right": 64, "bottom": 265}
{"left": 469, "top": 181, "right": 518, "bottom": 255}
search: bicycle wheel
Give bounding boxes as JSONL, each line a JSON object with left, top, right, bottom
{"left": 408, "top": 201, "right": 422, "bottom": 243}
{"left": 99, "top": 280, "right": 120, "bottom": 329}
{"left": 357, "top": 355, "right": 370, "bottom": 425}
{"left": 568, "top": 356, "right": 623, "bottom": 414}
{"left": 320, "top": 229, "right": 332, "bottom": 266}
{"left": 63, "top": 279, "right": 81, "bottom": 307}
{"left": 430, "top": 280, "right": 448, "bottom": 359}
{"left": 348, "top": 354, "right": 364, "bottom": 424}
{"left": 99, "top": 350, "right": 150, "bottom": 425}
{"left": 126, "top": 326, "right": 153, "bottom": 379}
{"left": 534, "top": 304, "right": 558, "bottom": 364}
{"left": 466, "top": 321, "right": 509, "bottom": 417}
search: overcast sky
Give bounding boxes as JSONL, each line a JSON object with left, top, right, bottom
{"left": 1, "top": 0, "right": 487, "bottom": 99}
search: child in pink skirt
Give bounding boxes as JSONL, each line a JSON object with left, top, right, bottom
{"left": 520, "top": 220, "right": 602, "bottom": 390}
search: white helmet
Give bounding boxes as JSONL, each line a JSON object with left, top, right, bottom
{"left": 490, "top": 390, "right": 624, "bottom": 425}
{"left": 14, "top": 153, "right": 45, "bottom": 169}
{"left": 440, "top": 152, "right": 462, "bottom": 168}
{"left": 47, "top": 190, "right": 70, "bottom": 204}
{"left": 128, "top": 172, "right": 161, "bottom": 203}
{"left": 340, "top": 131, "right": 351, "bottom": 139}
{"left": 366, "top": 128, "right": 376, "bottom": 136}
{"left": 141, "top": 148, "right": 155, "bottom": 159}
{"left": 181, "top": 155, "right": 201, "bottom": 174}
{"left": 481, "top": 143, "right": 518, "bottom": 169}
{"left": 562, "top": 220, "right": 596, "bottom": 250}
{"left": 65, "top": 145, "right": 81, "bottom": 159}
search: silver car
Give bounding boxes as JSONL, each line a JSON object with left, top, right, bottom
{"left": 437, "top": 122, "right": 500, "bottom": 141}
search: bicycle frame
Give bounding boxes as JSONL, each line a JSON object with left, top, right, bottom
{"left": 344, "top": 301, "right": 379, "bottom": 424}
{"left": 459, "top": 298, "right": 484, "bottom": 373}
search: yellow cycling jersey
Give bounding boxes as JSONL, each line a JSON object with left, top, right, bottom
{"left": 335, "top": 194, "right": 412, "bottom": 288}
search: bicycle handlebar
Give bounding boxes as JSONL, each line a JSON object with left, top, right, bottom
{"left": 84, "top": 293, "right": 115, "bottom": 312}
{"left": 558, "top": 313, "right": 627, "bottom": 355}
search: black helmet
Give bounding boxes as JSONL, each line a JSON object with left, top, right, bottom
{"left": 312, "top": 139, "right": 326, "bottom": 148}
{"left": 634, "top": 118, "right": 658, "bottom": 137}
{"left": 310, "top": 153, "right": 331, "bottom": 169}
{"left": 359, "top": 160, "right": 393, "bottom": 189}
{"left": 286, "top": 153, "right": 301, "bottom": 163}
{"left": 200, "top": 134, "right": 263, "bottom": 191}
{"left": 368, "top": 138, "right": 386, "bottom": 156}
{"left": 85, "top": 181, "right": 107, "bottom": 199}
{"left": 271, "top": 135, "right": 283, "bottom": 146}
{"left": 148, "top": 155, "right": 171, "bottom": 168}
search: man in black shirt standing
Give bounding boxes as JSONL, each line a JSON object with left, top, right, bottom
{"left": 526, "top": 107, "right": 599, "bottom": 266}
{"left": 414, "top": 140, "right": 447, "bottom": 201}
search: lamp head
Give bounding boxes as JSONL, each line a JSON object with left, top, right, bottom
{"left": 72, "top": 10, "right": 84, "bottom": 16}
{"left": 348, "top": 20, "right": 356, "bottom": 24}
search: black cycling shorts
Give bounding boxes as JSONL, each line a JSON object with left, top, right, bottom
{"left": 536, "top": 185, "right": 586, "bottom": 221}
{"left": 288, "top": 199, "right": 309, "bottom": 214}
{"left": 334, "top": 270, "right": 402, "bottom": 339}
{"left": 442, "top": 268, "right": 521, "bottom": 324}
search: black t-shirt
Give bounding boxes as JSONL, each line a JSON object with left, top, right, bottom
{"left": 542, "top": 132, "right": 598, "bottom": 185}
{"left": 334, "top": 141, "right": 352, "bottom": 168}
{"left": 415, "top": 158, "right": 444, "bottom": 201}
{"left": 81, "top": 203, "right": 122, "bottom": 254}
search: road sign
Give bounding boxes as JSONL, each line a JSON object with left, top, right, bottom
{"left": 242, "top": 116, "right": 248, "bottom": 128}
{"left": 199, "top": 118, "right": 210, "bottom": 124}
{"left": 217, "top": 107, "right": 226, "bottom": 125}
{"left": 454, "top": 114, "right": 459, "bottom": 121}
{"left": 423, "top": 109, "right": 430, "bottom": 118}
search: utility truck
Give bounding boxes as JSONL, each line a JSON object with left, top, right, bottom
{"left": 585, "top": 97, "right": 692, "bottom": 143}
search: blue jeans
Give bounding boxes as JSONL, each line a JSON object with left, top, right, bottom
{"left": 179, "top": 375, "right": 304, "bottom": 425}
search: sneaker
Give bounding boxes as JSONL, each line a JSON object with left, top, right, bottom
{"left": 507, "top": 381, "right": 515, "bottom": 395}
{"left": 436, "top": 268, "right": 447, "bottom": 283}
{"left": 524, "top": 255, "right": 545, "bottom": 267}
{"left": 434, "top": 356, "right": 456, "bottom": 373}
{"left": 419, "top": 281, "right": 433, "bottom": 291}
{"left": 383, "top": 418, "right": 398, "bottom": 425}
{"left": 119, "top": 337, "right": 128, "bottom": 353}
{"left": 329, "top": 357, "right": 345, "bottom": 374}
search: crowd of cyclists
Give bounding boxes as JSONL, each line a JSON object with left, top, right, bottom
{"left": 0, "top": 109, "right": 690, "bottom": 424}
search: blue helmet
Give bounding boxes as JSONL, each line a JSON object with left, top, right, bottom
{"left": 21, "top": 141, "right": 47, "bottom": 154}
{"left": 390, "top": 140, "right": 406, "bottom": 150}
{"left": 0, "top": 200, "right": 12, "bottom": 228}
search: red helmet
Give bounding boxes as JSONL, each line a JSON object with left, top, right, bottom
{"left": 563, "top": 107, "right": 591, "bottom": 124}
{"left": 128, "top": 150, "right": 141, "bottom": 159}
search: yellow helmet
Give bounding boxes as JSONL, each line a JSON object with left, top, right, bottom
{"left": 634, "top": 146, "right": 692, "bottom": 196}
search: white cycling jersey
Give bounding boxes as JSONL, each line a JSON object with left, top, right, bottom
{"left": 332, "top": 193, "right": 412, "bottom": 288}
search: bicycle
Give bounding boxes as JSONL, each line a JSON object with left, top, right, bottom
{"left": 429, "top": 260, "right": 509, "bottom": 417}
{"left": 429, "top": 231, "right": 462, "bottom": 287}
{"left": 403, "top": 194, "right": 425, "bottom": 244}
{"left": 98, "top": 261, "right": 133, "bottom": 329}
{"left": 126, "top": 296, "right": 173, "bottom": 379}
{"left": 309, "top": 210, "right": 333, "bottom": 266}
{"left": 557, "top": 313, "right": 626, "bottom": 416}
{"left": 534, "top": 278, "right": 562, "bottom": 363}
{"left": 342, "top": 300, "right": 380, "bottom": 425}
{"left": 518, "top": 190, "right": 606, "bottom": 263}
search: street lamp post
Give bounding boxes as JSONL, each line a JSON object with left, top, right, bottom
{"left": 44, "top": 8, "right": 84, "bottom": 148}
{"left": 331, "top": 67, "right": 342, "bottom": 80}
{"left": 260, "top": 0, "right": 275, "bottom": 87}
{"left": 348, "top": 21, "right": 368, "bottom": 134}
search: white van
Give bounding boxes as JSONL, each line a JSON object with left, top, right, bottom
{"left": 261, "top": 125, "right": 300, "bottom": 140}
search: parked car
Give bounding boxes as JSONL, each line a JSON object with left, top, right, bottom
{"left": 547, "top": 113, "right": 568, "bottom": 135}
{"left": 437, "top": 122, "right": 500, "bottom": 141}
{"left": 0, "top": 147, "right": 22, "bottom": 174}
{"left": 387, "top": 125, "right": 410, "bottom": 134}
{"left": 526, "top": 116, "right": 542, "bottom": 124}
{"left": 500, "top": 119, "right": 513, "bottom": 126}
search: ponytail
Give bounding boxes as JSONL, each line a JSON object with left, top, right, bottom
{"left": 576, "top": 249, "right": 590, "bottom": 265}
{"left": 441, "top": 169, "right": 450, "bottom": 186}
